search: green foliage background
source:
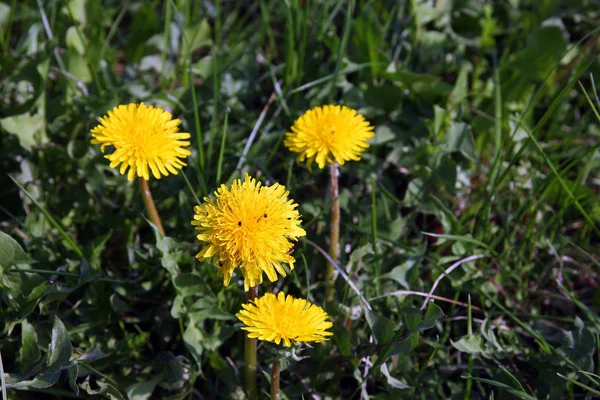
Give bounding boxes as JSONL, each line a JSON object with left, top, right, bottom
{"left": 1, "top": 0, "right": 600, "bottom": 398}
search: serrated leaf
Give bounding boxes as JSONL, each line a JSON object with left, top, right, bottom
{"left": 19, "top": 320, "right": 40, "bottom": 371}
{"left": 47, "top": 316, "right": 72, "bottom": 372}
{"left": 0, "top": 111, "right": 48, "bottom": 151}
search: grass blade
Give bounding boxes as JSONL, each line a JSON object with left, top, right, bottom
{"left": 328, "top": 0, "right": 356, "bottom": 102}
{"left": 557, "top": 373, "right": 600, "bottom": 396}
{"left": 8, "top": 174, "right": 84, "bottom": 258}
{"left": 216, "top": 108, "right": 229, "bottom": 184}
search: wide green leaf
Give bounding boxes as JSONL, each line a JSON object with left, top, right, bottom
{"left": 46, "top": 316, "right": 72, "bottom": 372}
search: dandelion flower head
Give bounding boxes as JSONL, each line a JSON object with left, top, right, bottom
{"left": 284, "top": 105, "right": 374, "bottom": 169}
{"left": 236, "top": 292, "right": 333, "bottom": 347}
{"left": 91, "top": 103, "right": 191, "bottom": 181}
{"left": 191, "top": 174, "right": 306, "bottom": 291}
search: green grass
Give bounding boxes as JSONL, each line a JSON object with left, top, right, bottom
{"left": 1, "top": 0, "right": 600, "bottom": 399}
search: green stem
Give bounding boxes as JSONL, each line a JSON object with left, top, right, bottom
{"left": 371, "top": 175, "right": 381, "bottom": 297}
{"left": 326, "top": 163, "right": 340, "bottom": 302}
{"left": 139, "top": 178, "right": 165, "bottom": 237}
{"left": 245, "top": 285, "right": 258, "bottom": 400}
{"left": 270, "top": 359, "right": 280, "bottom": 400}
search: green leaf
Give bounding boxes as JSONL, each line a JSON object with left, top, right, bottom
{"left": 183, "top": 323, "right": 204, "bottom": 367}
{"left": 366, "top": 310, "right": 396, "bottom": 344}
{"left": 126, "top": 375, "right": 163, "bottom": 400}
{"left": 332, "top": 325, "right": 352, "bottom": 358}
{"left": 66, "top": 26, "right": 85, "bottom": 55}
{"left": 0, "top": 53, "right": 49, "bottom": 118}
{"left": 0, "top": 231, "right": 36, "bottom": 269}
{"left": 440, "top": 121, "right": 477, "bottom": 163}
{"left": 0, "top": 2, "right": 10, "bottom": 26}
{"left": 188, "top": 298, "right": 234, "bottom": 322}
{"left": 413, "top": 302, "right": 445, "bottom": 333}
{"left": 156, "top": 236, "right": 183, "bottom": 277}
{"left": 512, "top": 26, "right": 567, "bottom": 81}
{"left": 383, "top": 70, "right": 452, "bottom": 102}
{"left": 451, "top": 334, "right": 483, "bottom": 354}
{"left": 0, "top": 111, "right": 48, "bottom": 152}
{"left": 85, "top": 231, "right": 112, "bottom": 272}
{"left": 182, "top": 19, "right": 212, "bottom": 55}
{"left": 46, "top": 316, "right": 72, "bottom": 372}
{"left": 80, "top": 379, "right": 125, "bottom": 400}
{"left": 65, "top": 0, "right": 86, "bottom": 25}
{"left": 19, "top": 320, "right": 40, "bottom": 371}
{"left": 5, "top": 371, "right": 61, "bottom": 389}
{"left": 382, "top": 258, "right": 419, "bottom": 290}
{"left": 380, "top": 363, "right": 411, "bottom": 389}
{"left": 67, "top": 365, "right": 79, "bottom": 395}
{"left": 173, "top": 273, "right": 206, "bottom": 297}
{"left": 371, "top": 124, "right": 399, "bottom": 145}
{"left": 74, "top": 348, "right": 110, "bottom": 363}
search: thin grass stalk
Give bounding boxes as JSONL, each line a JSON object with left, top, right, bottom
{"left": 245, "top": 285, "right": 258, "bottom": 400}
{"left": 159, "top": 0, "right": 172, "bottom": 90}
{"left": 464, "top": 294, "right": 473, "bottom": 399}
{"left": 270, "top": 359, "right": 281, "bottom": 400}
{"left": 139, "top": 178, "right": 165, "bottom": 237}
{"left": 326, "top": 163, "right": 340, "bottom": 302}
{"left": 328, "top": 0, "right": 356, "bottom": 103}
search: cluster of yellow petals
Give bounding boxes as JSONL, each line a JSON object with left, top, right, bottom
{"left": 91, "top": 103, "right": 191, "bottom": 181}
{"left": 284, "top": 105, "right": 374, "bottom": 170}
{"left": 236, "top": 292, "right": 333, "bottom": 347}
{"left": 191, "top": 174, "right": 306, "bottom": 291}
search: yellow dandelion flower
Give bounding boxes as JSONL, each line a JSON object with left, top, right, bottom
{"left": 91, "top": 103, "right": 191, "bottom": 181}
{"left": 284, "top": 104, "right": 374, "bottom": 170}
{"left": 191, "top": 174, "right": 306, "bottom": 291}
{"left": 236, "top": 292, "right": 333, "bottom": 347}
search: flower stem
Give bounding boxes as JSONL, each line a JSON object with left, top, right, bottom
{"left": 139, "top": 177, "right": 165, "bottom": 237}
{"left": 244, "top": 285, "right": 258, "bottom": 400}
{"left": 270, "top": 359, "right": 281, "bottom": 400}
{"left": 326, "top": 162, "right": 340, "bottom": 302}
